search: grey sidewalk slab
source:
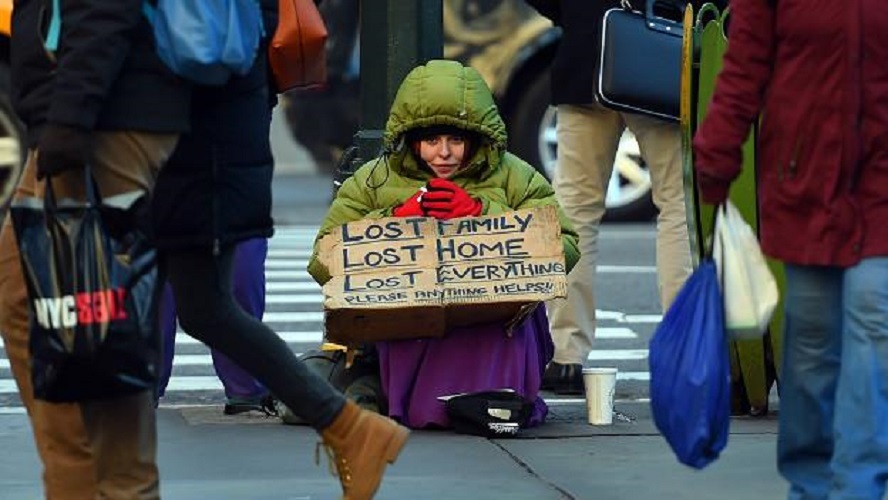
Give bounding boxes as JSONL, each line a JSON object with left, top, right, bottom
{"left": 0, "top": 403, "right": 785, "bottom": 499}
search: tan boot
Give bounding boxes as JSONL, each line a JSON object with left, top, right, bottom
{"left": 318, "top": 401, "right": 410, "bottom": 499}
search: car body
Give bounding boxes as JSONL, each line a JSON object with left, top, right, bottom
{"left": 283, "top": 0, "right": 656, "bottom": 221}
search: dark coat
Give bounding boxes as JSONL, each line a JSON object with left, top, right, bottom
{"left": 10, "top": 0, "right": 191, "bottom": 147}
{"left": 693, "top": 0, "right": 888, "bottom": 267}
{"left": 525, "top": 0, "right": 725, "bottom": 106}
{"left": 150, "top": 3, "right": 279, "bottom": 250}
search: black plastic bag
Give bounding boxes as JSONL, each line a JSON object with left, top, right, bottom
{"left": 9, "top": 174, "right": 160, "bottom": 402}
{"left": 443, "top": 390, "right": 534, "bottom": 438}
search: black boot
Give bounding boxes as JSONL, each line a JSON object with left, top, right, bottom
{"left": 541, "top": 362, "right": 585, "bottom": 395}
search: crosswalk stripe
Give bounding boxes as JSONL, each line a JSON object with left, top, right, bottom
{"left": 265, "top": 282, "right": 321, "bottom": 292}
{"left": 265, "top": 294, "right": 322, "bottom": 304}
{"left": 2, "top": 348, "right": 646, "bottom": 370}
{"left": 0, "top": 371, "right": 652, "bottom": 395}
{"left": 265, "top": 260, "right": 309, "bottom": 269}
{"left": 0, "top": 326, "right": 639, "bottom": 351}
{"left": 173, "top": 331, "right": 324, "bottom": 344}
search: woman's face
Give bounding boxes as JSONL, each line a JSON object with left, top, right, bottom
{"left": 417, "top": 134, "right": 468, "bottom": 179}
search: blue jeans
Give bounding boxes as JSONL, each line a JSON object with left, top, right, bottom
{"left": 778, "top": 258, "right": 888, "bottom": 499}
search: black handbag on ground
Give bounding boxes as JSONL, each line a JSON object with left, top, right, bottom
{"left": 596, "top": 0, "right": 684, "bottom": 121}
{"left": 9, "top": 170, "right": 160, "bottom": 402}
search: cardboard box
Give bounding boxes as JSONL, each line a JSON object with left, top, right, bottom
{"left": 317, "top": 206, "right": 567, "bottom": 344}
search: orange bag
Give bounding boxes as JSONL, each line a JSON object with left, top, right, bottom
{"left": 268, "top": 0, "right": 328, "bottom": 92}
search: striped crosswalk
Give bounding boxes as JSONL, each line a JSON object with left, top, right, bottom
{"left": 0, "top": 226, "right": 661, "bottom": 409}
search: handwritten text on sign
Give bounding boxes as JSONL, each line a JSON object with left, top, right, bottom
{"left": 319, "top": 206, "right": 567, "bottom": 309}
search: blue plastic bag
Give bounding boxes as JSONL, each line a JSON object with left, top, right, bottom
{"left": 143, "top": 0, "right": 263, "bottom": 85}
{"left": 649, "top": 259, "right": 731, "bottom": 469}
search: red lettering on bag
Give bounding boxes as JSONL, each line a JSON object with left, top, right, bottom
{"left": 95, "top": 291, "right": 111, "bottom": 322}
{"left": 76, "top": 293, "right": 93, "bottom": 324}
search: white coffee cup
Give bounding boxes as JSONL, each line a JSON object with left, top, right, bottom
{"left": 582, "top": 367, "right": 618, "bottom": 425}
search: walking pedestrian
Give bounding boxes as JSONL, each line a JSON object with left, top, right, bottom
{"left": 525, "top": 0, "right": 692, "bottom": 394}
{"left": 0, "top": 0, "right": 190, "bottom": 496}
{"left": 693, "top": 1, "right": 888, "bottom": 497}
{"left": 307, "top": 59, "right": 580, "bottom": 430}
{"left": 151, "top": 2, "right": 410, "bottom": 497}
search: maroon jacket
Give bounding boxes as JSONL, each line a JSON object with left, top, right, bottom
{"left": 693, "top": 0, "right": 888, "bottom": 267}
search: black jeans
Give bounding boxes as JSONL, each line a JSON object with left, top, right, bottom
{"left": 164, "top": 245, "right": 346, "bottom": 430}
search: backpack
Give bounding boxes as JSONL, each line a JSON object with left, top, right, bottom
{"left": 142, "top": 0, "right": 264, "bottom": 85}
{"left": 44, "top": 0, "right": 264, "bottom": 86}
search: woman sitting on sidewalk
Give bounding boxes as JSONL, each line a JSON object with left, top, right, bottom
{"left": 308, "top": 59, "right": 580, "bottom": 430}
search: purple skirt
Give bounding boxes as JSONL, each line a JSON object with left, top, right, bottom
{"left": 377, "top": 306, "right": 554, "bottom": 430}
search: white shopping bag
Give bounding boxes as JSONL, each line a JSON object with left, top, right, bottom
{"left": 713, "top": 201, "right": 779, "bottom": 341}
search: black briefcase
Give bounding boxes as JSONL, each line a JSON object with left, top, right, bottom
{"left": 596, "top": 0, "right": 684, "bottom": 121}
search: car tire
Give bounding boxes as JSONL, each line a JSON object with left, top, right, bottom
{"left": 506, "top": 69, "right": 657, "bottom": 222}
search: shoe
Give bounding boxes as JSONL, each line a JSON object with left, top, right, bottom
{"left": 223, "top": 395, "right": 278, "bottom": 417}
{"left": 318, "top": 400, "right": 409, "bottom": 499}
{"left": 541, "top": 362, "right": 585, "bottom": 395}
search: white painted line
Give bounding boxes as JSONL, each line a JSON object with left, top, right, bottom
{"left": 265, "top": 282, "right": 321, "bottom": 292}
{"left": 264, "top": 271, "right": 314, "bottom": 280}
{"left": 0, "top": 372, "right": 651, "bottom": 395}
{"left": 617, "top": 371, "right": 649, "bottom": 381}
{"left": 587, "top": 349, "right": 648, "bottom": 361}
{"left": 595, "top": 327, "right": 637, "bottom": 339}
{"left": 264, "top": 260, "right": 310, "bottom": 269}
{"left": 621, "top": 314, "right": 663, "bottom": 324}
{"left": 265, "top": 294, "right": 322, "bottom": 305}
{"left": 262, "top": 311, "right": 324, "bottom": 323}
{"left": 266, "top": 250, "right": 313, "bottom": 259}
{"left": 0, "top": 407, "right": 26, "bottom": 414}
{"left": 162, "top": 350, "right": 646, "bottom": 367}
{"left": 174, "top": 331, "right": 323, "bottom": 345}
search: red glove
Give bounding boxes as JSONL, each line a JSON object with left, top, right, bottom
{"left": 696, "top": 170, "right": 731, "bottom": 206}
{"left": 421, "top": 178, "right": 482, "bottom": 219}
{"left": 392, "top": 189, "right": 427, "bottom": 217}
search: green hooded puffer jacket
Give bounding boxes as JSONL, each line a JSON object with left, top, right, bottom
{"left": 308, "top": 60, "right": 579, "bottom": 284}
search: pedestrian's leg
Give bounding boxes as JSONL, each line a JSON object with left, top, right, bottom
{"left": 778, "top": 264, "right": 842, "bottom": 500}
{"left": 623, "top": 112, "right": 691, "bottom": 311}
{"left": 79, "top": 391, "right": 157, "bottom": 500}
{"left": 545, "top": 103, "right": 623, "bottom": 365}
{"left": 830, "top": 257, "right": 888, "bottom": 499}
{"left": 156, "top": 283, "right": 177, "bottom": 401}
{"left": 0, "top": 153, "right": 97, "bottom": 498}
{"left": 212, "top": 237, "right": 269, "bottom": 404}
{"left": 166, "top": 246, "right": 409, "bottom": 499}
{"left": 60, "top": 131, "right": 178, "bottom": 499}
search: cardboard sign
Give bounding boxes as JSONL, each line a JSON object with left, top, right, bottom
{"left": 317, "top": 206, "right": 567, "bottom": 344}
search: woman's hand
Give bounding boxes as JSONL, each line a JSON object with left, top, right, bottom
{"left": 392, "top": 188, "right": 427, "bottom": 217}
{"left": 420, "top": 178, "right": 482, "bottom": 219}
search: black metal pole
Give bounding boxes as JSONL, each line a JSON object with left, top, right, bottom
{"left": 351, "top": 0, "right": 443, "bottom": 171}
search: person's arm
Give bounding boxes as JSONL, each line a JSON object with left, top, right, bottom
{"left": 47, "top": 0, "right": 145, "bottom": 129}
{"left": 692, "top": 0, "right": 776, "bottom": 202}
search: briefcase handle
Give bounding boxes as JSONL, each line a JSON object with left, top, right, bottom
{"left": 643, "top": 0, "right": 684, "bottom": 37}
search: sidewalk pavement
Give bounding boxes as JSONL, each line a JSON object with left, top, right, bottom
{"left": 0, "top": 401, "right": 786, "bottom": 499}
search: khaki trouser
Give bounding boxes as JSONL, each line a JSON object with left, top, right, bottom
{"left": 546, "top": 104, "right": 692, "bottom": 365}
{"left": 0, "top": 132, "right": 177, "bottom": 499}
